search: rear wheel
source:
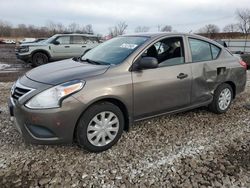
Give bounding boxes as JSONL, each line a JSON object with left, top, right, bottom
{"left": 208, "top": 83, "right": 233, "bottom": 114}
{"left": 76, "top": 102, "right": 124, "bottom": 152}
{"left": 32, "top": 52, "right": 48, "bottom": 67}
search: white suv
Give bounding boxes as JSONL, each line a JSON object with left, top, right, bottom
{"left": 16, "top": 34, "right": 100, "bottom": 66}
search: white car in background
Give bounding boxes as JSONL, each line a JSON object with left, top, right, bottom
{"left": 3, "top": 39, "right": 16, "bottom": 44}
{"left": 15, "top": 34, "right": 100, "bottom": 67}
{"left": 19, "top": 38, "right": 37, "bottom": 44}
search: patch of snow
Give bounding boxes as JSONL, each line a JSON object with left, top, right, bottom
{"left": 0, "top": 63, "right": 11, "bottom": 70}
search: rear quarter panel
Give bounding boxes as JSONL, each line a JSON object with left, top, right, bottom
{"left": 205, "top": 51, "right": 246, "bottom": 96}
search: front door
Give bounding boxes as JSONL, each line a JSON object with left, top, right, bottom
{"left": 132, "top": 36, "right": 192, "bottom": 119}
{"left": 50, "top": 36, "right": 74, "bottom": 59}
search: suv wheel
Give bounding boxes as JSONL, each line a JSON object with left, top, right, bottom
{"left": 32, "top": 52, "right": 48, "bottom": 67}
{"left": 208, "top": 83, "right": 233, "bottom": 114}
{"left": 76, "top": 102, "right": 124, "bottom": 152}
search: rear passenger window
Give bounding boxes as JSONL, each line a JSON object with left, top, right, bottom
{"left": 71, "top": 36, "right": 84, "bottom": 44}
{"left": 189, "top": 38, "right": 212, "bottom": 62}
{"left": 84, "top": 37, "right": 99, "bottom": 44}
{"left": 211, "top": 44, "right": 221, "bottom": 59}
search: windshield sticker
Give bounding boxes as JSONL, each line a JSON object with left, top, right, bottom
{"left": 120, "top": 43, "right": 138, "bottom": 49}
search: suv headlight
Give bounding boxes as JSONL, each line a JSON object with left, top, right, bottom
{"left": 19, "top": 46, "right": 29, "bottom": 53}
{"left": 25, "top": 80, "right": 84, "bottom": 109}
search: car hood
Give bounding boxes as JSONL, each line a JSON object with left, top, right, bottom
{"left": 25, "top": 59, "right": 110, "bottom": 85}
{"left": 20, "top": 42, "right": 47, "bottom": 47}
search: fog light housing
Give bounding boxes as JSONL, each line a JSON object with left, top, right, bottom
{"left": 26, "top": 124, "right": 56, "bottom": 138}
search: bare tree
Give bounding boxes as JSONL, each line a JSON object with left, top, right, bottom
{"left": 236, "top": 9, "right": 250, "bottom": 35}
{"left": 161, "top": 25, "right": 172, "bottom": 32}
{"left": 109, "top": 21, "right": 128, "bottom": 37}
{"left": 198, "top": 24, "right": 220, "bottom": 34}
{"left": 236, "top": 9, "right": 250, "bottom": 52}
{"left": 116, "top": 21, "right": 128, "bottom": 35}
{"left": 0, "top": 20, "right": 12, "bottom": 37}
{"left": 67, "top": 22, "right": 80, "bottom": 33}
{"left": 56, "top": 23, "right": 65, "bottom": 33}
{"left": 134, "top": 26, "right": 150, "bottom": 33}
{"left": 46, "top": 21, "right": 58, "bottom": 35}
{"left": 85, "top": 24, "right": 94, "bottom": 34}
{"left": 0, "top": 19, "right": 99, "bottom": 38}
{"left": 223, "top": 24, "right": 239, "bottom": 32}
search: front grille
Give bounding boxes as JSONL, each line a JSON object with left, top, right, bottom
{"left": 12, "top": 87, "right": 30, "bottom": 100}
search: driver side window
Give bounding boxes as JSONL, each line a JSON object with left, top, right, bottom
{"left": 55, "top": 36, "right": 70, "bottom": 45}
{"left": 143, "top": 37, "right": 185, "bottom": 67}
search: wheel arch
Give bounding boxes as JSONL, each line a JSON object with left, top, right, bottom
{"left": 31, "top": 49, "right": 51, "bottom": 60}
{"left": 73, "top": 97, "right": 131, "bottom": 142}
{"left": 224, "top": 81, "right": 236, "bottom": 99}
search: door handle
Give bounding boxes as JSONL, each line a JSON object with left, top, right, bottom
{"left": 82, "top": 46, "right": 86, "bottom": 48}
{"left": 64, "top": 46, "right": 70, "bottom": 48}
{"left": 177, "top": 73, "right": 188, "bottom": 79}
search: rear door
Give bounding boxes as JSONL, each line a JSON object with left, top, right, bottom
{"left": 70, "top": 36, "right": 87, "bottom": 57}
{"left": 187, "top": 37, "right": 223, "bottom": 104}
{"left": 132, "top": 36, "right": 192, "bottom": 119}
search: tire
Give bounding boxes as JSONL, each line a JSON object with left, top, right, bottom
{"left": 76, "top": 102, "right": 124, "bottom": 152}
{"left": 208, "top": 83, "right": 233, "bottom": 114}
{"left": 32, "top": 52, "right": 48, "bottom": 67}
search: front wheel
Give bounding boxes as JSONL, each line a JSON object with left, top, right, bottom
{"left": 208, "top": 83, "right": 233, "bottom": 114}
{"left": 76, "top": 102, "right": 124, "bottom": 152}
{"left": 32, "top": 52, "right": 48, "bottom": 67}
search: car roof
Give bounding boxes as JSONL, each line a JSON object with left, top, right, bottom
{"left": 122, "top": 32, "right": 224, "bottom": 48}
{"left": 53, "top": 33, "right": 98, "bottom": 37}
{"left": 123, "top": 32, "right": 203, "bottom": 38}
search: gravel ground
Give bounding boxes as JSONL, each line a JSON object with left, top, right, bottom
{"left": 0, "top": 73, "right": 250, "bottom": 187}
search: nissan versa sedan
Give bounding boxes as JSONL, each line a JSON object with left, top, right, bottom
{"left": 9, "top": 33, "right": 247, "bottom": 152}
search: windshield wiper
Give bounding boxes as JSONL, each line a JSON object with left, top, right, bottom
{"left": 81, "top": 58, "right": 102, "bottom": 65}
{"left": 81, "top": 58, "right": 111, "bottom": 65}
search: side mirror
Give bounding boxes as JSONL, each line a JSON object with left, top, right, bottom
{"left": 53, "top": 41, "right": 60, "bottom": 45}
{"left": 136, "top": 57, "right": 158, "bottom": 70}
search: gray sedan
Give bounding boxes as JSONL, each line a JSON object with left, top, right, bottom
{"left": 9, "top": 33, "right": 247, "bottom": 152}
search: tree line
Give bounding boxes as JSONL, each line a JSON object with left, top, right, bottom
{"left": 195, "top": 9, "right": 250, "bottom": 39}
{"left": 0, "top": 8, "right": 249, "bottom": 39}
{"left": 0, "top": 21, "right": 95, "bottom": 38}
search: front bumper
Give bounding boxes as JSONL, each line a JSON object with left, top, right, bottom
{"left": 16, "top": 53, "right": 32, "bottom": 63}
{"left": 8, "top": 93, "right": 84, "bottom": 145}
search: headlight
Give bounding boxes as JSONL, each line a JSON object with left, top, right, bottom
{"left": 19, "top": 46, "right": 29, "bottom": 53}
{"left": 25, "top": 80, "right": 84, "bottom": 109}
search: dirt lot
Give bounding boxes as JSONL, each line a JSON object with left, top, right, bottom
{"left": 0, "top": 45, "right": 250, "bottom": 187}
{"left": 0, "top": 44, "right": 31, "bottom": 82}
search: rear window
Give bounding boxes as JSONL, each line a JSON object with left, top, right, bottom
{"left": 189, "top": 38, "right": 212, "bottom": 62}
{"left": 84, "top": 37, "right": 99, "bottom": 44}
{"left": 189, "top": 38, "right": 221, "bottom": 62}
{"left": 211, "top": 44, "right": 221, "bottom": 59}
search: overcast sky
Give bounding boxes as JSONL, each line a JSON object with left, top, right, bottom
{"left": 0, "top": 0, "right": 250, "bottom": 35}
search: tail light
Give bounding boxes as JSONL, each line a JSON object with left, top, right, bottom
{"left": 239, "top": 60, "right": 247, "bottom": 70}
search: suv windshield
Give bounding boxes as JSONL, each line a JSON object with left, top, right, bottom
{"left": 81, "top": 36, "right": 149, "bottom": 65}
{"left": 42, "top": 35, "right": 58, "bottom": 44}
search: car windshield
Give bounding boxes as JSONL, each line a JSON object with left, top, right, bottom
{"left": 81, "top": 36, "right": 149, "bottom": 65}
{"left": 42, "top": 35, "right": 58, "bottom": 44}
